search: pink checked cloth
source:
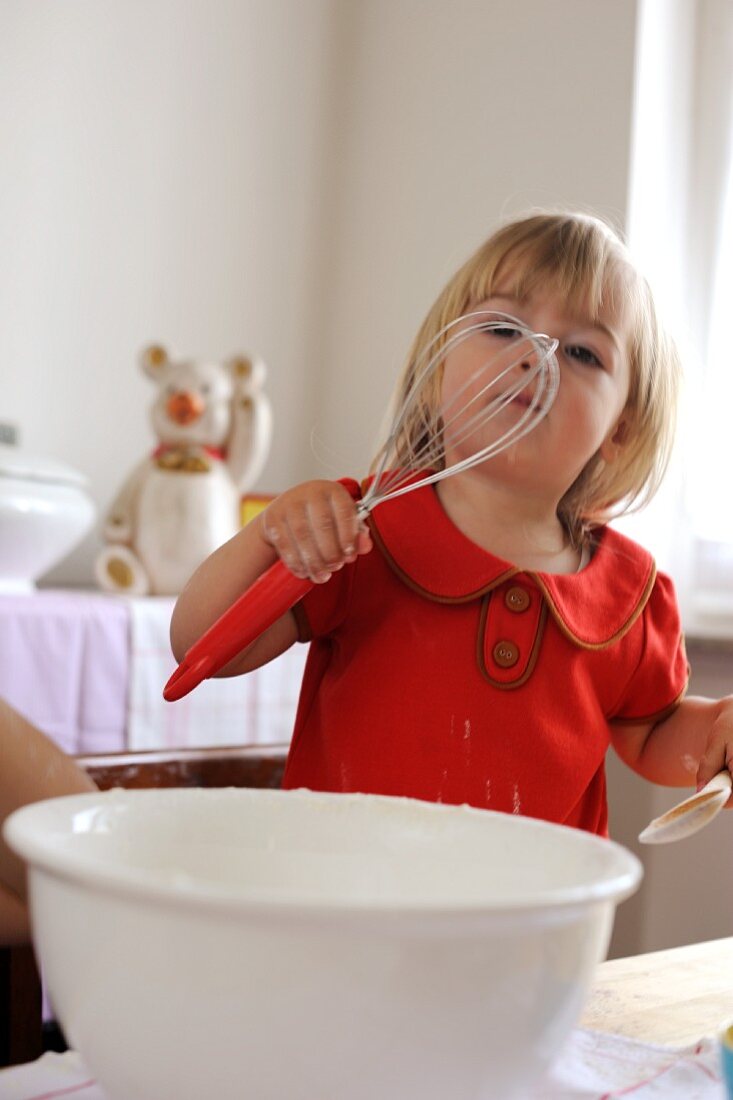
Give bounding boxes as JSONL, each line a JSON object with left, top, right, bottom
{"left": 0, "top": 591, "right": 129, "bottom": 755}
{"left": 125, "top": 595, "right": 307, "bottom": 750}
{"left": 0, "top": 590, "right": 307, "bottom": 755}
{"left": 0, "top": 1031, "right": 725, "bottom": 1098}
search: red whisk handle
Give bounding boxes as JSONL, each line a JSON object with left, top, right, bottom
{"left": 163, "top": 477, "right": 362, "bottom": 702}
{"left": 163, "top": 562, "right": 313, "bottom": 701}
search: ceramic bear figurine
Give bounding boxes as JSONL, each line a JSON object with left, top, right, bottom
{"left": 95, "top": 344, "right": 272, "bottom": 596}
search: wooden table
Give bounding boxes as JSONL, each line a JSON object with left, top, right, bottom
{"left": 582, "top": 936, "right": 733, "bottom": 1046}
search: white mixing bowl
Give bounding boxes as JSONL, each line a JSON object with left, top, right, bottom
{"left": 5, "top": 787, "right": 642, "bottom": 1100}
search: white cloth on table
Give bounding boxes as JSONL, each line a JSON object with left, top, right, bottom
{"left": 0, "top": 1051, "right": 105, "bottom": 1099}
{"left": 0, "top": 1031, "right": 725, "bottom": 1098}
{"left": 0, "top": 591, "right": 129, "bottom": 755}
{"left": 125, "top": 595, "right": 307, "bottom": 750}
{"left": 0, "top": 590, "right": 306, "bottom": 755}
{"left": 542, "top": 1029, "right": 725, "bottom": 1097}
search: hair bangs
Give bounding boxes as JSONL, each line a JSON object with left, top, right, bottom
{"left": 470, "top": 215, "right": 629, "bottom": 326}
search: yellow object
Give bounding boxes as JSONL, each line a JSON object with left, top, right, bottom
{"left": 722, "top": 1023, "right": 733, "bottom": 1098}
{"left": 105, "top": 557, "right": 135, "bottom": 589}
{"left": 241, "top": 493, "right": 274, "bottom": 527}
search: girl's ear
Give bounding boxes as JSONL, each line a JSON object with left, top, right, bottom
{"left": 600, "top": 417, "right": 628, "bottom": 464}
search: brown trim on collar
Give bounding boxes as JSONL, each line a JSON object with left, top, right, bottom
{"left": 533, "top": 563, "right": 658, "bottom": 651}
{"left": 364, "top": 475, "right": 659, "bottom": 646}
{"left": 367, "top": 514, "right": 519, "bottom": 604}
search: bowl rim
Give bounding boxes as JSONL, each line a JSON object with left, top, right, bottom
{"left": 4, "top": 787, "right": 643, "bottom": 921}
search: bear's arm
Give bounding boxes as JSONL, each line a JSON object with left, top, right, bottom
{"left": 102, "top": 456, "right": 154, "bottom": 543}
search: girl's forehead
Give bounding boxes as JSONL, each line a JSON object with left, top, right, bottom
{"left": 479, "top": 263, "right": 631, "bottom": 333}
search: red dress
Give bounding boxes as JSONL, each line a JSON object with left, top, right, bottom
{"left": 283, "top": 479, "right": 688, "bottom": 836}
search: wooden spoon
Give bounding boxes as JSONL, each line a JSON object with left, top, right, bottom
{"left": 638, "top": 770, "right": 732, "bottom": 845}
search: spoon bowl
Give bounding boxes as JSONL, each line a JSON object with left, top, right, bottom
{"left": 638, "top": 769, "right": 732, "bottom": 845}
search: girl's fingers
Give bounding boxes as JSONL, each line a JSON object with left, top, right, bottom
{"left": 261, "top": 503, "right": 310, "bottom": 578}
{"left": 695, "top": 740, "right": 733, "bottom": 798}
{"left": 260, "top": 481, "right": 370, "bottom": 582}
{"left": 325, "top": 488, "right": 363, "bottom": 562}
{"left": 283, "top": 502, "right": 326, "bottom": 580}
{"left": 302, "top": 487, "right": 363, "bottom": 579}
{"left": 355, "top": 525, "right": 373, "bottom": 556}
{"left": 280, "top": 500, "right": 341, "bottom": 582}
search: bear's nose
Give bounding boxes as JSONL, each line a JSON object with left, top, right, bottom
{"left": 166, "top": 391, "right": 205, "bottom": 425}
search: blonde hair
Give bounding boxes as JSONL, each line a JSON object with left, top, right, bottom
{"left": 375, "top": 211, "right": 681, "bottom": 546}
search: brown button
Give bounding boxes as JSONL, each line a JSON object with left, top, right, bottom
{"left": 505, "top": 585, "right": 530, "bottom": 613}
{"left": 492, "top": 640, "right": 519, "bottom": 668}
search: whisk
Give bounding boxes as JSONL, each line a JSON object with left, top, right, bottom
{"left": 164, "top": 311, "right": 559, "bottom": 701}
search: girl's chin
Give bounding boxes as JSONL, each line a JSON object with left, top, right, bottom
{"left": 443, "top": 455, "right": 559, "bottom": 494}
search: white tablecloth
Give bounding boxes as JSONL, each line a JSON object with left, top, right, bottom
{"left": 125, "top": 595, "right": 306, "bottom": 750}
{"left": 0, "top": 1031, "right": 726, "bottom": 1099}
{"left": 0, "top": 590, "right": 129, "bottom": 754}
{"left": 0, "top": 590, "right": 306, "bottom": 754}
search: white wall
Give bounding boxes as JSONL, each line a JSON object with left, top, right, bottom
{"left": 1, "top": 0, "right": 638, "bottom": 583}
{"left": 1, "top": 0, "right": 340, "bottom": 584}
{"left": 313, "top": 0, "right": 638, "bottom": 474}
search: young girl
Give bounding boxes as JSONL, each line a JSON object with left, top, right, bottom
{"left": 1, "top": 211, "right": 731, "bottom": 945}
{"left": 168, "top": 210, "right": 732, "bottom": 837}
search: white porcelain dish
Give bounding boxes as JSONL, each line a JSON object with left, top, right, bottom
{"left": 0, "top": 443, "right": 95, "bottom": 591}
{"left": 4, "top": 787, "right": 642, "bottom": 1100}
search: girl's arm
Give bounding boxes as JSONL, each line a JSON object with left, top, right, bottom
{"left": 610, "top": 695, "right": 733, "bottom": 800}
{"left": 170, "top": 479, "right": 370, "bottom": 677}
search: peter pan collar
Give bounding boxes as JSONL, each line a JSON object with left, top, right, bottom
{"left": 365, "top": 477, "right": 656, "bottom": 648}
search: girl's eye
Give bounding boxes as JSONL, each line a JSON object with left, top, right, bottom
{"left": 566, "top": 344, "right": 602, "bottom": 368}
{"left": 488, "top": 325, "right": 523, "bottom": 339}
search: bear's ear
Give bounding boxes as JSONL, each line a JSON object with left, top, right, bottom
{"left": 228, "top": 354, "right": 266, "bottom": 390}
{"left": 229, "top": 355, "right": 253, "bottom": 380}
{"left": 140, "top": 344, "right": 169, "bottom": 378}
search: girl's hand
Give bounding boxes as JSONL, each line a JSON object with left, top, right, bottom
{"left": 258, "top": 480, "right": 372, "bottom": 583}
{"left": 695, "top": 695, "right": 733, "bottom": 807}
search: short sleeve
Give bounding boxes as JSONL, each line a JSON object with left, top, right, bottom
{"left": 611, "top": 570, "right": 689, "bottom": 723}
{"left": 291, "top": 562, "right": 355, "bottom": 642}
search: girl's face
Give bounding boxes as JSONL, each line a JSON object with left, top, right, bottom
{"left": 438, "top": 287, "right": 631, "bottom": 499}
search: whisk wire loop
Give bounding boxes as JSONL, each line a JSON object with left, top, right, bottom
{"left": 361, "top": 311, "right": 559, "bottom": 513}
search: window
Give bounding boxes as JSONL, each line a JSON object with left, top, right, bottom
{"left": 624, "top": 0, "right": 733, "bottom": 638}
